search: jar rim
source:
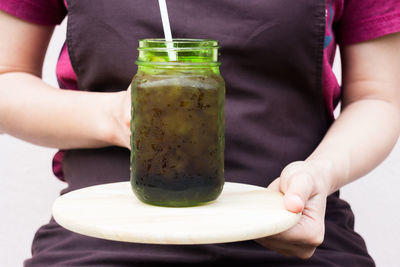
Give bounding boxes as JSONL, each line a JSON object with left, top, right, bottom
{"left": 136, "top": 61, "right": 221, "bottom": 67}
{"left": 137, "top": 38, "right": 221, "bottom": 65}
{"left": 137, "top": 38, "right": 220, "bottom": 51}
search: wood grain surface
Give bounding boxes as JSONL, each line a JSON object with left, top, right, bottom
{"left": 52, "top": 182, "right": 300, "bottom": 244}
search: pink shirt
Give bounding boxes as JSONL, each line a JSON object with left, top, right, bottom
{"left": 1, "top": 0, "right": 400, "bottom": 180}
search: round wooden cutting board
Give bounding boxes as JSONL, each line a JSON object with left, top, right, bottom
{"left": 52, "top": 182, "right": 300, "bottom": 244}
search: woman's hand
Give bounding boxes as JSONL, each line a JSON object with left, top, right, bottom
{"left": 109, "top": 87, "right": 132, "bottom": 150}
{"left": 255, "top": 161, "right": 329, "bottom": 259}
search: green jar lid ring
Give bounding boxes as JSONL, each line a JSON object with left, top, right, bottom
{"left": 135, "top": 60, "right": 221, "bottom": 66}
{"left": 137, "top": 47, "right": 220, "bottom": 51}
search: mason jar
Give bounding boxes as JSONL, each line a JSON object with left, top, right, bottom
{"left": 130, "top": 39, "right": 225, "bottom": 207}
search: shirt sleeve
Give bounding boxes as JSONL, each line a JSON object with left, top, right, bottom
{"left": 0, "top": 0, "right": 67, "bottom": 25}
{"left": 336, "top": 0, "right": 400, "bottom": 45}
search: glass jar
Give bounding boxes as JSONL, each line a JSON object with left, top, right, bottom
{"left": 130, "top": 39, "right": 225, "bottom": 207}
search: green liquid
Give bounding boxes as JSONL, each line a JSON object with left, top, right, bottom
{"left": 130, "top": 71, "right": 225, "bottom": 207}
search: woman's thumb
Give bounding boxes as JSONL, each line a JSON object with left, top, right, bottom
{"left": 280, "top": 163, "right": 315, "bottom": 213}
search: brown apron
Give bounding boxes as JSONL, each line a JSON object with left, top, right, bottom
{"left": 25, "top": 0, "right": 375, "bottom": 266}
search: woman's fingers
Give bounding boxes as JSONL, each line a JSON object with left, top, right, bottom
{"left": 123, "top": 87, "right": 132, "bottom": 149}
{"left": 125, "top": 86, "right": 131, "bottom": 128}
{"left": 277, "top": 197, "right": 325, "bottom": 243}
{"left": 256, "top": 237, "right": 317, "bottom": 259}
{"left": 256, "top": 195, "right": 325, "bottom": 258}
{"left": 108, "top": 87, "right": 131, "bottom": 149}
{"left": 260, "top": 161, "right": 328, "bottom": 259}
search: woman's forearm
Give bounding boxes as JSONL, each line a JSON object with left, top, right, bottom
{"left": 307, "top": 34, "right": 400, "bottom": 195}
{"left": 307, "top": 97, "right": 400, "bottom": 195}
{"left": 0, "top": 72, "right": 130, "bottom": 149}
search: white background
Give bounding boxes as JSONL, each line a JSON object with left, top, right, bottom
{"left": 1, "top": 21, "right": 399, "bottom": 267}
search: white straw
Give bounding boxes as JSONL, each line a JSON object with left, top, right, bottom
{"left": 158, "top": 0, "right": 177, "bottom": 61}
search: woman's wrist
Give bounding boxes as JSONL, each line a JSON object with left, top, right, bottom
{"left": 304, "top": 157, "right": 348, "bottom": 196}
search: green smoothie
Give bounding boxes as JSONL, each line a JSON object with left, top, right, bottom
{"left": 130, "top": 39, "right": 225, "bottom": 207}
